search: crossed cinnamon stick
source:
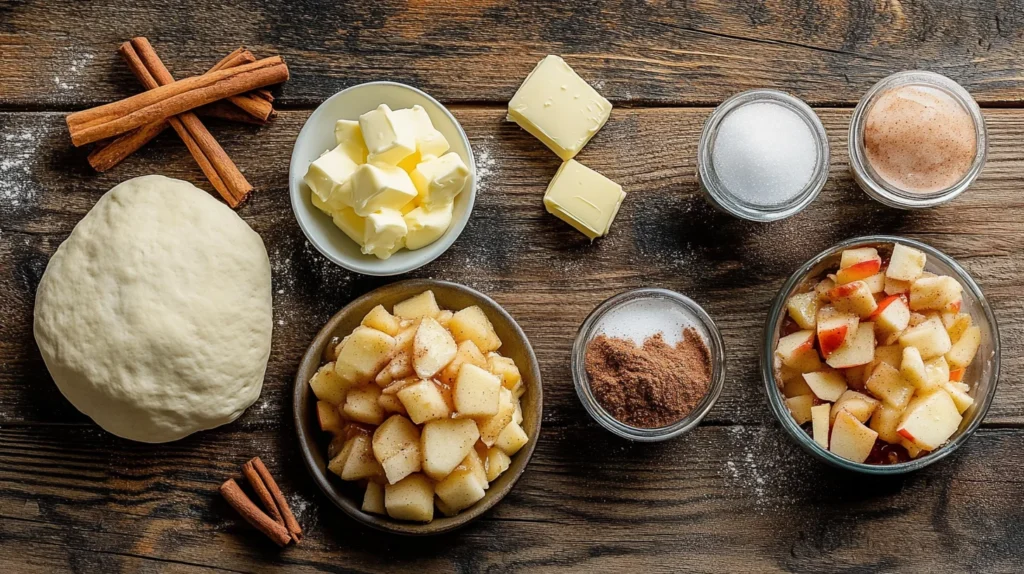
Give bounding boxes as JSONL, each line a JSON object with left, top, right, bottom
{"left": 220, "top": 457, "right": 302, "bottom": 547}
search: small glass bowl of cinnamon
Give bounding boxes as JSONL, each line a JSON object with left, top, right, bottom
{"left": 571, "top": 288, "right": 727, "bottom": 442}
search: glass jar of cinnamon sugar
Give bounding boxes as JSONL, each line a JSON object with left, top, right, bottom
{"left": 571, "top": 288, "right": 727, "bottom": 441}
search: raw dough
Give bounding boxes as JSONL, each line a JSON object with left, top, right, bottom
{"left": 34, "top": 175, "right": 273, "bottom": 443}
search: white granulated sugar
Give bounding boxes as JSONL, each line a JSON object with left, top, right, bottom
{"left": 52, "top": 52, "right": 93, "bottom": 93}
{"left": 722, "top": 424, "right": 814, "bottom": 512}
{"left": 474, "top": 143, "right": 495, "bottom": 185}
{"left": 712, "top": 101, "right": 817, "bottom": 207}
{"left": 0, "top": 126, "right": 49, "bottom": 207}
{"left": 594, "top": 297, "right": 697, "bottom": 346}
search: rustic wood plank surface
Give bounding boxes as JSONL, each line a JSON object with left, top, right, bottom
{"left": 2, "top": 1, "right": 1024, "bottom": 572}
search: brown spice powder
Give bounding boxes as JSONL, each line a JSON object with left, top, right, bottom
{"left": 585, "top": 328, "right": 713, "bottom": 428}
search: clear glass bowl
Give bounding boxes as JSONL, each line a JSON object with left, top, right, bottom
{"left": 572, "top": 288, "right": 727, "bottom": 441}
{"left": 848, "top": 71, "right": 987, "bottom": 209}
{"left": 697, "top": 89, "right": 830, "bottom": 222}
{"left": 762, "top": 235, "right": 1001, "bottom": 474}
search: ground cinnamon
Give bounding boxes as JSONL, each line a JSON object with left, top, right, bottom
{"left": 585, "top": 328, "right": 712, "bottom": 428}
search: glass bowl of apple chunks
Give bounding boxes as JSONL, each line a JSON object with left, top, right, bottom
{"left": 763, "top": 236, "right": 1000, "bottom": 474}
{"left": 293, "top": 280, "right": 541, "bottom": 534}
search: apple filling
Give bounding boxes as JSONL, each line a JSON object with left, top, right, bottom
{"left": 775, "top": 243, "right": 982, "bottom": 464}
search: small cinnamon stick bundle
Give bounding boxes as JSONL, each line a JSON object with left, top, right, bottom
{"left": 220, "top": 457, "right": 302, "bottom": 547}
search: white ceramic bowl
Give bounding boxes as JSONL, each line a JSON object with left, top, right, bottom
{"left": 289, "top": 82, "right": 477, "bottom": 276}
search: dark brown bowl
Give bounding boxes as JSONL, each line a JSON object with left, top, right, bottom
{"left": 293, "top": 279, "right": 543, "bottom": 535}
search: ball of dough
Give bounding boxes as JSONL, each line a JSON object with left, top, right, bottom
{"left": 34, "top": 175, "right": 273, "bottom": 443}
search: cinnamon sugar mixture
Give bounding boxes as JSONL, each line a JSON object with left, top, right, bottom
{"left": 585, "top": 328, "right": 712, "bottom": 428}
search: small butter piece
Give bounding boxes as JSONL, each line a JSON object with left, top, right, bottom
{"left": 410, "top": 152, "right": 470, "bottom": 210}
{"left": 543, "top": 159, "right": 624, "bottom": 240}
{"left": 359, "top": 104, "right": 417, "bottom": 166}
{"left": 363, "top": 209, "right": 408, "bottom": 260}
{"left": 348, "top": 163, "right": 418, "bottom": 217}
{"left": 508, "top": 55, "right": 611, "bottom": 161}
{"left": 404, "top": 203, "right": 454, "bottom": 250}
{"left": 395, "top": 105, "right": 450, "bottom": 158}
{"left": 332, "top": 207, "right": 366, "bottom": 246}
{"left": 334, "top": 119, "right": 369, "bottom": 163}
{"left": 304, "top": 145, "right": 360, "bottom": 207}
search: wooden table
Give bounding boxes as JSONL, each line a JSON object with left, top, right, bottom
{"left": 2, "top": 2, "right": 1022, "bottom": 572}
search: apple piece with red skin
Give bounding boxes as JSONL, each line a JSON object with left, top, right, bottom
{"left": 897, "top": 389, "right": 962, "bottom": 451}
{"left": 826, "top": 322, "right": 876, "bottom": 369}
{"left": 949, "top": 368, "right": 965, "bottom": 382}
{"left": 814, "top": 277, "right": 837, "bottom": 301}
{"left": 816, "top": 306, "right": 858, "bottom": 358}
{"left": 886, "top": 243, "right": 927, "bottom": 282}
{"left": 839, "top": 247, "right": 882, "bottom": 270}
{"left": 837, "top": 260, "right": 882, "bottom": 285}
{"left": 829, "top": 281, "right": 878, "bottom": 318}
{"left": 910, "top": 276, "right": 962, "bottom": 312}
{"left": 776, "top": 329, "right": 823, "bottom": 373}
{"left": 802, "top": 370, "right": 848, "bottom": 402}
{"left": 829, "top": 410, "right": 879, "bottom": 463}
{"left": 944, "top": 298, "right": 962, "bottom": 313}
{"left": 870, "top": 294, "right": 910, "bottom": 345}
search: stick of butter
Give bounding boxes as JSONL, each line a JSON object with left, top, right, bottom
{"left": 348, "top": 163, "right": 418, "bottom": 217}
{"left": 508, "top": 55, "right": 611, "bottom": 161}
{"left": 543, "top": 159, "right": 625, "bottom": 240}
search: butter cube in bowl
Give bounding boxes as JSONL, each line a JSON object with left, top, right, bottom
{"left": 289, "top": 82, "right": 476, "bottom": 276}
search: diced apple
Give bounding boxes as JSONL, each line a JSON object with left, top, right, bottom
{"left": 512, "top": 399, "right": 524, "bottom": 425}
{"left": 385, "top": 474, "right": 434, "bottom": 522}
{"left": 309, "top": 362, "right": 352, "bottom": 405}
{"left": 897, "top": 390, "right": 962, "bottom": 450}
{"left": 448, "top": 306, "right": 502, "bottom": 353}
{"left": 944, "top": 312, "right": 973, "bottom": 344}
{"left": 439, "top": 340, "right": 487, "bottom": 385}
{"left": 816, "top": 306, "right": 858, "bottom": 358}
{"left": 396, "top": 379, "right": 451, "bottom": 424}
{"left": 421, "top": 418, "right": 480, "bottom": 480}
{"left": 811, "top": 404, "right": 831, "bottom": 448}
{"left": 454, "top": 364, "right": 502, "bottom": 417}
{"left": 829, "top": 281, "right": 878, "bottom": 318}
{"left": 412, "top": 317, "right": 458, "bottom": 379}
{"left": 943, "top": 382, "right": 975, "bottom": 414}
{"left": 872, "top": 344, "right": 903, "bottom": 371}
{"left": 327, "top": 437, "right": 356, "bottom": 478}
{"left": 436, "top": 309, "right": 454, "bottom": 328}
{"left": 869, "top": 403, "right": 905, "bottom": 444}
{"left": 923, "top": 356, "right": 950, "bottom": 391}
{"left": 884, "top": 277, "right": 912, "bottom": 295}
{"left": 865, "top": 362, "right": 915, "bottom": 410}
{"left": 900, "top": 438, "right": 925, "bottom": 459}
{"left": 946, "top": 325, "right": 981, "bottom": 369}
{"left": 777, "top": 330, "right": 820, "bottom": 372}
{"left": 887, "top": 244, "right": 927, "bottom": 282}
{"left": 334, "top": 327, "right": 397, "bottom": 386}
{"left": 495, "top": 420, "right": 529, "bottom": 455}
{"left": 908, "top": 312, "right": 929, "bottom": 327}
{"left": 802, "top": 370, "right": 847, "bottom": 402}
{"left": 899, "top": 317, "right": 951, "bottom": 360}
{"left": 910, "top": 276, "right": 962, "bottom": 312}
{"left": 836, "top": 252, "right": 882, "bottom": 284}
{"left": 434, "top": 454, "right": 487, "bottom": 514}
{"left": 862, "top": 273, "right": 886, "bottom": 294}
{"left": 782, "top": 372, "right": 814, "bottom": 397}
{"left": 377, "top": 392, "right": 408, "bottom": 415}
{"left": 900, "top": 346, "right": 929, "bottom": 390}
{"left": 362, "top": 304, "right": 401, "bottom": 336}
{"left": 343, "top": 385, "right": 386, "bottom": 425}
{"left": 814, "top": 277, "right": 837, "bottom": 301}
{"left": 826, "top": 322, "right": 876, "bottom": 369}
{"left": 340, "top": 435, "right": 384, "bottom": 481}
{"left": 393, "top": 322, "right": 418, "bottom": 352}
{"left": 362, "top": 482, "right": 385, "bottom": 515}
{"left": 786, "top": 394, "right": 815, "bottom": 424}
{"left": 327, "top": 434, "right": 348, "bottom": 459}
{"left": 786, "top": 292, "right": 820, "bottom": 329}
{"left": 829, "top": 410, "right": 879, "bottom": 463}
{"left": 839, "top": 247, "right": 881, "bottom": 272}
{"left": 842, "top": 365, "right": 868, "bottom": 392}
{"left": 487, "top": 353, "right": 523, "bottom": 390}
{"left": 870, "top": 295, "right": 910, "bottom": 344}
{"left": 372, "top": 415, "right": 421, "bottom": 484}
{"left": 317, "top": 400, "right": 345, "bottom": 434}
{"left": 477, "top": 387, "right": 515, "bottom": 446}
{"left": 485, "top": 446, "right": 512, "bottom": 482}
{"left": 830, "top": 390, "right": 880, "bottom": 425}
{"left": 375, "top": 350, "right": 414, "bottom": 387}
{"left": 949, "top": 368, "right": 965, "bottom": 383}
{"left": 393, "top": 290, "right": 441, "bottom": 320}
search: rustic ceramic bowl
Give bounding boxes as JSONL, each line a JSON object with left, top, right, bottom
{"left": 293, "top": 279, "right": 542, "bottom": 535}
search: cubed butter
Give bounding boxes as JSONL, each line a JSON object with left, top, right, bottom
{"left": 404, "top": 203, "right": 454, "bottom": 250}
{"left": 360, "top": 104, "right": 417, "bottom": 166}
{"left": 508, "top": 55, "right": 611, "bottom": 161}
{"left": 348, "top": 163, "right": 418, "bottom": 217}
{"left": 304, "top": 145, "right": 360, "bottom": 208}
{"left": 395, "top": 105, "right": 449, "bottom": 158}
{"left": 363, "top": 208, "right": 408, "bottom": 260}
{"left": 410, "top": 152, "right": 470, "bottom": 210}
{"left": 543, "top": 159, "right": 625, "bottom": 240}
{"left": 334, "top": 119, "right": 369, "bottom": 163}
{"left": 332, "top": 207, "right": 366, "bottom": 246}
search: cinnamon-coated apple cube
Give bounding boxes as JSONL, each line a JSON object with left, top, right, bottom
{"left": 317, "top": 400, "right": 345, "bottom": 434}
{"left": 870, "top": 295, "right": 910, "bottom": 344}
{"left": 485, "top": 446, "right": 512, "bottom": 482}
{"left": 884, "top": 277, "right": 912, "bottom": 295}
{"left": 843, "top": 365, "right": 868, "bottom": 391}
{"left": 372, "top": 415, "right": 422, "bottom": 484}
{"left": 776, "top": 330, "right": 820, "bottom": 371}
{"left": 448, "top": 306, "right": 502, "bottom": 353}
{"left": 496, "top": 420, "right": 529, "bottom": 456}
{"left": 900, "top": 438, "right": 925, "bottom": 459}
{"left": 396, "top": 379, "right": 451, "bottom": 424}
{"left": 863, "top": 273, "right": 886, "bottom": 294}
{"left": 334, "top": 327, "right": 397, "bottom": 386}
{"left": 802, "top": 370, "right": 848, "bottom": 402}
{"left": 362, "top": 304, "right": 401, "bottom": 336}
{"left": 943, "top": 382, "right": 974, "bottom": 414}
{"left": 825, "top": 322, "right": 876, "bottom": 369}
{"left": 385, "top": 474, "right": 435, "bottom": 522}
{"left": 908, "top": 312, "right": 929, "bottom": 327}
{"left": 830, "top": 390, "right": 880, "bottom": 425}
{"left": 869, "top": 403, "right": 905, "bottom": 444}
{"left": 886, "top": 244, "right": 927, "bottom": 282}
{"left": 327, "top": 434, "right": 348, "bottom": 460}
{"left": 786, "top": 394, "right": 815, "bottom": 424}
{"left": 439, "top": 340, "right": 488, "bottom": 385}
{"left": 375, "top": 350, "right": 414, "bottom": 387}
{"left": 910, "top": 276, "right": 962, "bottom": 312}
{"left": 814, "top": 277, "right": 837, "bottom": 301}
{"left": 900, "top": 346, "right": 929, "bottom": 390}
{"left": 829, "top": 281, "right": 878, "bottom": 318}
{"left": 811, "top": 403, "right": 831, "bottom": 448}
{"left": 946, "top": 325, "right": 981, "bottom": 369}
{"left": 865, "top": 362, "right": 915, "bottom": 410}
{"left": 897, "top": 390, "right": 962, "bottom": 450}
{"left": 923, "top": 356, "right": 950, "bottom": 391}
{"left": 327, "top": 437, "right": 356, "bottom": 478}
{"left": 816, "top": 306, "right": 858, "bottom": 358}
{"left": 393, "top": 290, "right": 441, "bottom": 321}
{"left": 899, "top": 317, "right": 951, "bottom": 360}
{"left": 463, "top": 446, "right": 489, "bottom": 489}
{"left": 436, "top": 309, "right": 454, "bottom": 328}
{"left": 310, "top": 362, "right": 352, "bottom": 405}
{"left": 871, "top": 344, "right": 903, "bottom": 371}
{"left": 434, "top": 455, "right": 487, "bottom": 514}
{"left": 782, "top": 372, "right": 814, "bottom": 398}
{"left": 943, "top": 313, "right": 973, "bottom": 344}
{"left": 949, "top": 368, "right": 966, "bottom": 383}
{"left": 393, "top": 322, "right": 418, "bottom": 352}
{"left": 487, "top": 353, "right": 523, "bottom": 390}
{"left": 412, "top": 317, "right": 458, "bottom": 379}
{"left": 421, "top": 418, "right": 480, "bottom": 480}
{"left": 362, "top": 482, "right": 385, "bottom": 515}
{"left": 454, "top": 364, "right": 502, "bottom": 417}
{"left": 829, "top": 410, "right": 879, "bottom": 463}
{"left": 340, "top": 435, "right": 385, "bottom": 481}
{"left": 836, "top": 248, "right": 882, "bottom": 284}
{"left": 840, "top": 247, "right": 882, "bottom": 270}
{"left": 377, "top": 392, "right": 408, "bottom": 415}
{"left": 477, "top": 387, "right": 515, "bottom": 446}
{"left": 786, "top": 292, "right": 820, "bottom": 329}
{"left": 343, "top": 385, "right": 386, "bottom": 425}
{"left": 512, "top": 399, "right": 524, "bottom": 425}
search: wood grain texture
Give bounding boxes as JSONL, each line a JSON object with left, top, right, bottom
{"left": 3, "top": 0, "right": 1024, "bottom": 108}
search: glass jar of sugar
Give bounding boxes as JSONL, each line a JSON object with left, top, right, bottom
{"left": 698, "top": 90, "right": 830, "bottom": 222}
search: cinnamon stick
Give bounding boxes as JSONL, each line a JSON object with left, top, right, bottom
{"left": 208, "top": 48, "right": 274, "bottom": 122}
{"left": 219, "top": 479, "right": 292, "bottom": 547}
{"left": 66, "top": 54, "right": 288, "bottom": 146}
{"left": 248, "top": 457, "right": 302, "bottom": 544}
{"left": 87, "top": 118, "right": 169, "bottom": 172}
{"left": 128, "top": 37, "right": 253, "bottom": 204}
{"left": 241, "top": 459, "right": 284, "bottom": 528}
